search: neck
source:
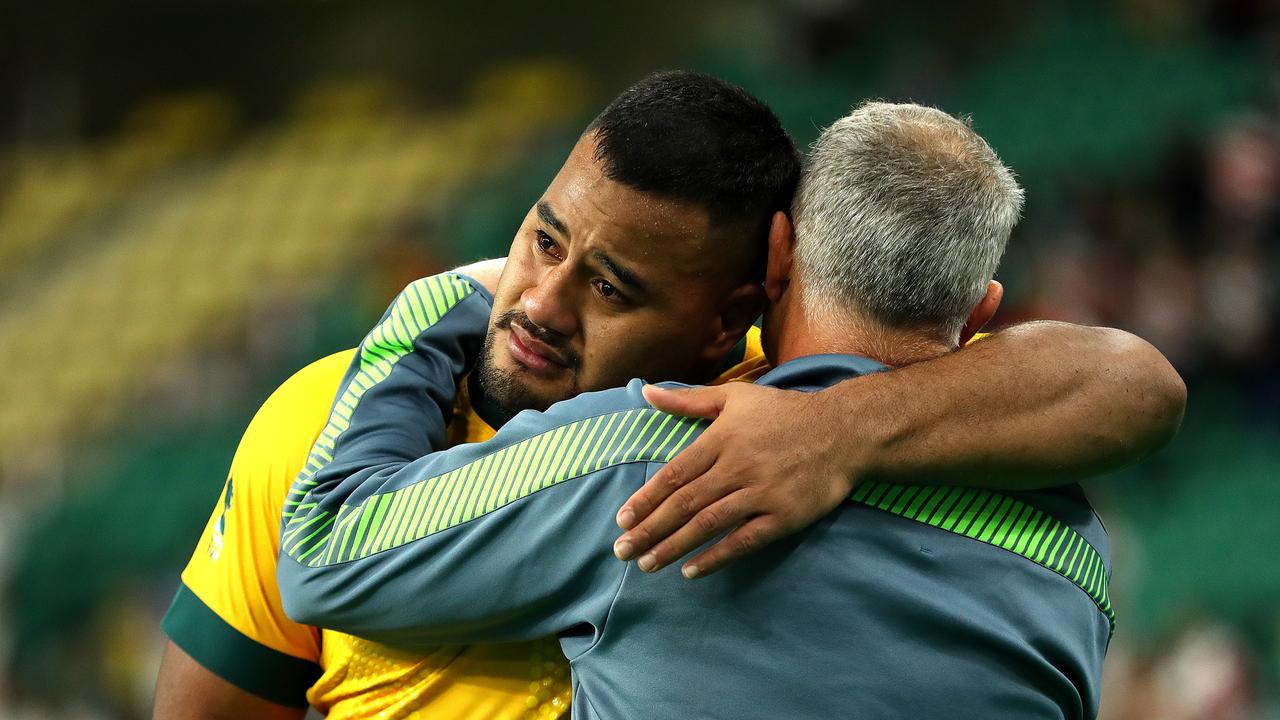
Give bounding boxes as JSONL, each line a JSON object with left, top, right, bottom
{"left": 766, "top": 291, "right": 952, "bottom": 369}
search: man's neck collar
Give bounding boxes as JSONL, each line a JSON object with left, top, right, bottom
{"left": 769, "top": 304, "right": 952, "bottom": 369}
{"left": 756, "top": 353, "right": 889, "bottom": 389}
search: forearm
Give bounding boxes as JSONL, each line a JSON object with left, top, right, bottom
{"left": 280, "top": 274, "right": 488, "bottom": 556}
{"left": 610, "top": 321, "right": 1185, "bottom": 575}
{"left": 280, "top": 388, "right": 657, "bottom": 647}
{"left": 850, "top": 321, "right": 1186, "bottom": 488}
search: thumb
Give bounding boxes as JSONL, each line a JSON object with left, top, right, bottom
{"left": 642, "top": 384, "right": 728, "bottom": 419}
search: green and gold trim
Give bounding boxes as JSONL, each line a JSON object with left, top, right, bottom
{"left": 851, "top": 482, "right": 1115, "bottom": 633}
{"left": 161, "top": 584, "right": 320, "bottom": 708}
{"left": 287, "top": 407, "right": 705, "bottom": 566}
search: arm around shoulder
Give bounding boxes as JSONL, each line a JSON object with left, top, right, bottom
{"left": 864, "top": 319, "right": 1187, "bottom": 486}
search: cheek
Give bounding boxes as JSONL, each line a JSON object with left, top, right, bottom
{"left": 493, "top": 254, "right": 537, "bottom": 311}
{"left": 578, "top": 313, "right": 702, "bottom": 386}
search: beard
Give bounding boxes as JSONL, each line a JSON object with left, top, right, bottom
{"left": 474, "top": 309, "right": 580, "bottom": 418}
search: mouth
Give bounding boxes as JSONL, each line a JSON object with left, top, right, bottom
{"left": 506, "top": 324, "right": 571, "bottom": 376}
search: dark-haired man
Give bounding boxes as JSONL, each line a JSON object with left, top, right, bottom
{"left": 279, "top": 100, "right": 1143, "bottom": 718}
{"left": 158, "top": 72, "right": 1181, "bottom": 719}
{"left": 154, "top": 70, "right": 805, "bottom": 720}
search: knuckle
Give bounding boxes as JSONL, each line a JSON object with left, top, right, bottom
{"left": 672, "top": 490, "right": 700, "bottom": 519}
{"left": 650, "top": 542, "right": 674, "bottom": 564}
{"left": 660, "top": 464, "right": 689, "bottom": 491}
{"left": 693, "top": 507, "right": 721, "bottom": 534}
{"left": 734, "top": 523, "right": 775, "bottom": 555}
{"left": 758, "top": 489, "right": 789, "bottom": 513}
{"left": 624, "top": 494, "right": 650, "bottom": 516}
{"left": 698, "top": 555, "right": 723, "bottom": 574}
{"left": 731, "top": 531, "right": 761, "bottom": 556}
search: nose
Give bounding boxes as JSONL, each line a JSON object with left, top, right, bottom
{"left": 521, "top": 264, "right": 580, "bottom": 338}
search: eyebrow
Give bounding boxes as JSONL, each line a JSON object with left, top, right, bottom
{"left": 592, "top": 249, "right": 648, "bottom": 294}
{"left": 537, "top": 201, "right": 569, "bottom": 237}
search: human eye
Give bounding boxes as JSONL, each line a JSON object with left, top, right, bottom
{"left": 533, "top": 229, "right": 564, "bottom": 261}
{"left": 592, "top": 278, "right": 629, "bottom": 305}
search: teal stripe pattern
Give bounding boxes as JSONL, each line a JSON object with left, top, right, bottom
{"left": 851, "top": 481, "right": 1115, "bottom": 634}
{"left": 289, "top": 408, "right": 706, "bottom": 567}
{"left": 281, "top": 273, "right": 475, "bottom": 548}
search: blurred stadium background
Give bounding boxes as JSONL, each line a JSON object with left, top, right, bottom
{"left": 0, "top": 1, "right": 1276, "bottom": 717}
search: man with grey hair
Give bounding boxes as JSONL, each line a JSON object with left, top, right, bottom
{"left": 791, "top": 101, "right": 1022, "bottom": 349}
{"left": 279, "top": 101, "right": 1111, "bottom": 719}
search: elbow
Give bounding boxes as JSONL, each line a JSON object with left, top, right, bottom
{"left": 277, "top": 564, "right": 345, "bottom": 631}
{"left": 1101, "top": 327, "right": 1187, "bottom": 456}
{"left": 279, "top": 589, "right": 322, "bottom": 629}
{"left": 1148, "top": 356, "right": 1188, "bottom": 451}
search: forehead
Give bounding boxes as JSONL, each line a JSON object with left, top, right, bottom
{"left": 542, "top": 136, "right": 720, "bottom": 282}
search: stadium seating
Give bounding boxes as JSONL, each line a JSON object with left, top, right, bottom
{"left": 0, "top": 64, "right": 588, "bottom": 482}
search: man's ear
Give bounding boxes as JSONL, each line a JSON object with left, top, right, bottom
{"left": 763, "top": 211, "right": 796, "bottom": 304}
{"left": 702, "top": 282, "right": 767, "bottom": 361}
{"left": 959, "top": 280, "right": 1003, "bottom": 346}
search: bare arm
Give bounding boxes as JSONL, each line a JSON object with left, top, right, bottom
{"left": 154, "top": 642, "right": 305, "bottom": 720}
{"left": 612, "top": 321, "right": 1186, "bottom": 577}
{"left": 838, "top": 321, "right": 1185, "bottom": 485}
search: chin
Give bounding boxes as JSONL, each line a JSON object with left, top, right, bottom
{"left": 515, "top": 374, "right": 575, "bottom": 411}
{"left": 476, "top": 359, "right": 562, "bottom": 416}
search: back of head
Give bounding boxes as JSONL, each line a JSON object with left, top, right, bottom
{"left": 792, "top": 102, "right": 1023, "bottom": 342}
{"left": 588, "top": 71, "right": 801, "bottom": 279}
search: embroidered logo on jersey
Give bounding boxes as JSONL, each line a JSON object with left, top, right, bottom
{"left": 208, "top": 477, "right": 234, "bottom": 560}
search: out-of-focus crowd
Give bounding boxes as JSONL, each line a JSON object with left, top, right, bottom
{"left": 1008, "top": 115, "right": 1279, "bottom": 411}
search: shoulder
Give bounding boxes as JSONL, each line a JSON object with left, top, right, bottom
{"left": 230, "top": 350, "right": 354, "bottom": 482}
{"left": 171, "top": 354, "right": 348, "bottom": 678}
{"left": 493, "top": 380, "right": 706, "bottom": 472}
{"left": 502, "top": 380, "right": 651, "bottom": 440}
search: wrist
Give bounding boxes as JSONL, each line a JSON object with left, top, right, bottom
{"left": 842, "top": 371, "right": 911, "bottom": 484}
{"left": 808, "top": 376, "right": 891, "bottom": 492}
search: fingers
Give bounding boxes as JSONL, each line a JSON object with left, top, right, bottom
{"left": 614, "top": 449, "right": 723, "bottom": 559}
{"left": 642, "top": 384, "right": 730, "bottom": 420}
{"left": 627, "top": 491, "right": 752, "bottom": 575}
{"left": 614, "top": 432, "right": 718, "bottom": 533}
{"left": 680, "top": 515, "right": 784, "bottom": 580}
{"left": 620, "top": 383, "right": 748, "bottom": 534}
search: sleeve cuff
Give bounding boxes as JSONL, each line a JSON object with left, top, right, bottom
{"left": 161, "top": 583, "right": 321, "bottom": 708}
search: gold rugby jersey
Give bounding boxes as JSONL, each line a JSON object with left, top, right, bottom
{"left": 164, "top": 326, "right": 766, "bottom": 717}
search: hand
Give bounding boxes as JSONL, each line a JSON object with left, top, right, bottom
{"left": 612, "top": 382, "right": 867, "bottom": 579}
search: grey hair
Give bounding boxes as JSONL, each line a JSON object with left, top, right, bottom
{"left": 792, "top": 101, "right": 1024, "bottom": 342}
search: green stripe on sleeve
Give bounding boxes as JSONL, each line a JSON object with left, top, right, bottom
{"left": 852, "top": 481, "right": 1115, "bottom": 635}
{"left": 161, "top": 584, "right": 320, "bottom": 708}
{"left": 304, "top": 408, "right": 709, "bottom": 567}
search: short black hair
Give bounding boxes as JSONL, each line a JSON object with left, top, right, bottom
{"left": 587, "top": 71, "right": 800, "bottom": 278}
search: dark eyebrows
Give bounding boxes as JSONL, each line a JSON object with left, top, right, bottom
{"left": 536, "top": 201, "right": 569, "bottom": 238}
{"left": 537, "top": 199, "right": 646, "bottom": 294}
{"left": 592, "top": 249, "right": 647, "bottom": 294}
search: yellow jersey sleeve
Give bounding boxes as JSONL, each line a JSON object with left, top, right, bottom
{"left": 714, "top": 325, "right": 770, "bottom": 383}
{"left": 161, "top": 350, "right": 354, "bottom": 706}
